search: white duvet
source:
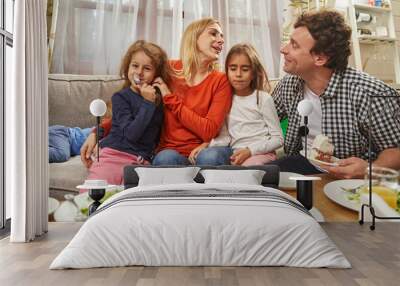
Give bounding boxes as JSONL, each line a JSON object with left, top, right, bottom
{"left": 50, "top": 183, "right": 351, "bottom": 269}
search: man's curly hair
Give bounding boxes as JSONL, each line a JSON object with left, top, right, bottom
{"left": 294, "top": 10, "right": 352, "bottom": 72}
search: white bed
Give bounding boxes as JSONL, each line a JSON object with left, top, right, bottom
{"left": 50, "top": 183, "right": 351, "bottom": 269}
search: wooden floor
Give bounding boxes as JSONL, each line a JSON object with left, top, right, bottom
{"left": 0, "top": 222, "right": 399, "bottom": 286}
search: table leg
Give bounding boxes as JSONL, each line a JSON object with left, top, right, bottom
{"left": 296, "top": 180, "right": 313, "bottom": 210}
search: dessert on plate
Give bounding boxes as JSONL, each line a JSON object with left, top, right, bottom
{"left": 310, "top": 134, "right": 334, "bottom": 163}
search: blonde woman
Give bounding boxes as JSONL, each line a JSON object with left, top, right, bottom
{"left": 81, "top": 18, "right": 232, "bottom": 167}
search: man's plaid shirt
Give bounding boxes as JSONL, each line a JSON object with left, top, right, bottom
{"left": 272, "top": 67, "right": 400, "bottom": 160}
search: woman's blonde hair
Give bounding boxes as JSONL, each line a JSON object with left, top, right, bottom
{"left": 179, "top": 17, "right": 220, "bottom": 82}
{"left": 225, "top": 43, "right": 271, "bottom": 96}
{"left": 120, "top": 40, "right": 172, "bottom": 89}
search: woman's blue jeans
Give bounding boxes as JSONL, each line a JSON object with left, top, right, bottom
{"left": 152, "top": 146, "right": 232, "bottom": 166}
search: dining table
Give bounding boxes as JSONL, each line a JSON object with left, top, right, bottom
{"left": 50, "top": 174, "right": 360, "bottom": 222}
{"left": 281, "top": 173, "right": 359, "bottom": 222}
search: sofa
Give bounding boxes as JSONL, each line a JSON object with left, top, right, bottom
{"left": 48, "top": 74, "right": 282, "bottom": 200}
{"left": 48, "top": 74, "right": 124, "bottom": 200}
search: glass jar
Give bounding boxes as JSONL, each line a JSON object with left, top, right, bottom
{"left": 362, "top": 166, "right": 399, "bottom": 209}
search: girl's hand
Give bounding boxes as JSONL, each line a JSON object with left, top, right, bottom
{"left": 152, "top": 77, "right": 171, "bottom": 97}
{"left": 189, "top": 142, "right": 209, "bottom": 165}
{"left": 139, "top": 83, "right": 157, "bottom": 103}
{"left": 80, "top": 133, "right": 98, "bottom": 168}
{"left": 130, "top": 76, "right": 141, "bottom": 92}
{"left": 91, "top": 143, "right": 100, "bottom": 161}
{"left": 230, "top": 148, "right": 251, "bottom": 165}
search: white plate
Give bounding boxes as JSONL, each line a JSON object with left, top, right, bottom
{"left": 300, "top": 150, "right": 339, "bottom": 172}
{"left": 309, "top": 156, "right": 339, "bottom": 167}
{"left": 323, "top": 179, "right": 365, "bottom": 212}
{"left": 279, "top": 172, "right": 303, "bottom": 190}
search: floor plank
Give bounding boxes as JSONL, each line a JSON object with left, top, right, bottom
{"left": 0, "top": 222, "right": 399, "bottom": 286}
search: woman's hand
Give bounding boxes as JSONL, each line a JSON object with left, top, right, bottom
{"left": 152, "top": 77, "right": 171, "bottom": 97}
{"left": 230, "top": 148, "right": 251, "bottom": 165}
{"left": 80, "top": 133, "right": 98, "bottom": 168}
{"left": 139, "top": 83, "right": 157, "bottom": 103}
{"left": 189, "top": 142, "right": 209, "bottom": 165}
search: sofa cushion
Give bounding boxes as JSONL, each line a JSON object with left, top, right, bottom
{"left": 48, "top": 74, "right": 124, "bottom": 128}
{"left": 50, "top": 156, "right": 88, "bottom": 193}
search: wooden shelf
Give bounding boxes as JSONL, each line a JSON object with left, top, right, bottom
{"left": 389, "top": 83, "right": 400, "bottom": 91}
{"left": 348, "top": 0, "right": 400, "bottom": 84}
{"left": 358, "top": 35, "right": 397, "bottom": 44}
{"left": 353, "top": 4, "right": 392, "bottom": 13}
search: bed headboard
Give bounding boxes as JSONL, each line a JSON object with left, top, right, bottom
{"left": 123, "top": 165, "right": 280, "bottom": 189}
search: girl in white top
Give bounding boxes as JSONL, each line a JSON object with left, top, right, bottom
{"left": 190, "top": 43, "right": 283, "bottom": 166}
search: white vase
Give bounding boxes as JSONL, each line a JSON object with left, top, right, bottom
{"left": 53, "top": 194, "right": 83, "bottom": 222}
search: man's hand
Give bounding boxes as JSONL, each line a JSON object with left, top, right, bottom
{"left": 323, "top": 157, "right": 368, "bottom": 179}
{"left": 230, "top": 148, "right": 251, "bottom": 166}
{"left": 80, "top": 133, "right": 98, "bottom": 168}
{"left": 188, "top": 142, "right": 209, "bottom": 165}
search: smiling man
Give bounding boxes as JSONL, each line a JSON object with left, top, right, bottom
{"left": 270, "top": 10, "right": 400, "bottom": 179}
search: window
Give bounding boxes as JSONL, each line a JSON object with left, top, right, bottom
{"left": 50, "top": 0, "right": 282, "bottom": 77}
{"left": 0, "top": 0, "right": 14, "bottom": 234}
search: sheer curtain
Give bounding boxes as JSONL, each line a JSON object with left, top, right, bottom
{"left": 181, "top": 0, "right": 283, "bottom": 77}
{"left": 50, "top": 0, "right": 283, "bottom": 78}
{"left": 8, "top": 0, "right": 49, "bottom": 242}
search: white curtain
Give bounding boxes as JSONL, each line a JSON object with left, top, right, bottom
{"left": 7, "top": 0, "right": 49, "bottom": 242}
{"left": 50, "top": 0, "right": 284, "bottom": 78}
